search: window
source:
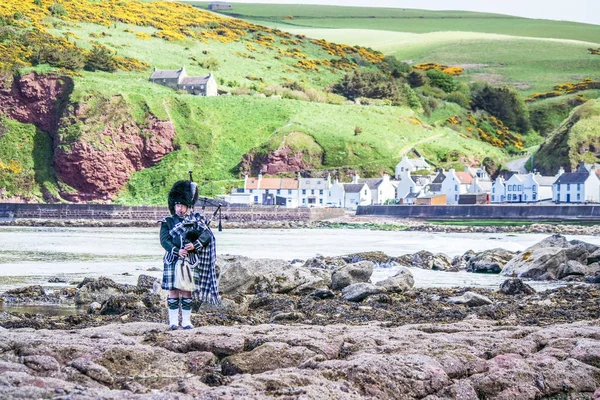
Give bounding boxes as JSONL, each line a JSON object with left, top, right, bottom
{"left": 162, "top": 79, "right": 166, "bottom": 82}
{"left": 567, "top": 184, "right": 570, "bottom": 190}
{"left": 319, "top": 190, "right": 323, "bottom": 195}
{"left": 200, "top": 85, "right": 205, "bottom": 89}
{"left": 249, "top": 189, "right": 253, "bottom": 193}
{"left": 533, "top": 194, "right": 537, "bottom": 201}
{"left": 455, "top": 195, "right": 458, "bottom": 201}
{"left": 493, "top": 187, "right": 495, "bottom": 193}
{"left": 518, "top": 185, "right": 522, "bottom": 191}
{"left": 288, "top": 190, "right": 292, "bottom": 195}
{"left": 276, "top": 189, "right": 280, "bottom": 194}
{"left": 364, "top": 190, "right": 367, "bottom": 195}
{"left": 182, "top": 86, "right": 186, "bottom": 89}
{"left": 492, "top": 195, "right": 495, "bottom": 201}
{"left": 302, "top": 198, "right": 306, "bottom": 204}
{"left": 532, "top": 185, "right": 537, "bottom": 192}
{"left": 254, "top": 196, "right": 258, "bottom": 202}
{"left": 319, "top": 199, "right": 323, "bottom": 204}
{"left": 577, "top": 183, "right": 581, "bottom": 191}
{"left": 302, "top": 189, "right": 306, "bottom": 195}
{"left": 455, "top": 185, "right": 458, "bottom": 191}
{"left": 317, "top": 181, "right": 321, "bottom": 184}
{"left": 191, "top": 86, "right": 194, "bottom": 89}
{"left": 311, "top": 189, "right": 315, "bottom": 195}
{"left": 557, "top": 185, "right": 560, "bottom": 192}
{"left": 265, "top": 189, "right": 269, "bottom": 194}
{"left": 577, "top": 193, "right": 581, "bottom": 200}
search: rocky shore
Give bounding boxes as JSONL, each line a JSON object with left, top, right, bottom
{"left": 2, "top": 234, "right": 600, "bottom": 399}
{"left": 3, "top": 214, "right": 600, "bottom": 236}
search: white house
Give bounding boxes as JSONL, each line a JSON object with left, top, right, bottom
{"left": 522, "top": 173, "right": 554, "bottom": 202}
{"left": 395, "top": 156, "right": 431, "bottom": 179}
{"left": 298, "top": 174, "right": 331, "bottom": 207}
{"left": 468, "top": 176, "right": 492, "bottom": 194}
{"left": 150, "top": 66, "right": 218, "bottom": 96}
{"left": 240, "top": 174, "right": 299, "bottom": 207}
{"left": 553, "top": 163, "right": 600, "bottom": 203}
{"left": 465, "top": 165, "right": 491, "bottom": 182}
{"left": 491, "top": 177, "right": 506, "bottom": 203}
{"left": 440, "top": 169, "right": 472, "bottom": 205}
{"left": 342, "top": 183, "right": 371, "bottom": 209}
{"left": 358, "top": 174, "right": 395, "bottom": 205}
{"left": 395, "top": 170, "right": 430, "bottom": 203}
{"left": 504, "top": 174, "right": 525, "bottom": 203}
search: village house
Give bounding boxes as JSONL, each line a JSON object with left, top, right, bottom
{"left": 229, "top": 174, "right": 299, "bottom": 207}
{"left": 440, "top": 169, "right": 472, "bottom": 205}
{"left": 395, "top": 170, "right": 431, "bottom": 204}
{"left": 149, "top": 66, "right": 217, "bottom": 96}
{"left": 342, "top": 183, "right": 371, "bottom": 209}
{"left": 553, "top": 163, "right": 600, "bottom": 203}
{"left": 491, "top": 177, "right": 506, "bottom": 203}
{"left": 298, "top": 174, "right": 332, "bottom": 207}
{"left": 357, "top": 174, "right": 395, "bottom": 205}
{"left": 394, "top": 156, "right": 431, "bottom": 179}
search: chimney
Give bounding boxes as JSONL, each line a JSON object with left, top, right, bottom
{"left": 382, "top": 174, "right": 390, "bottom": 182}
{"left": 327, "top": 173, "right": 331, "bottom": 186}
{"left": 557, "top": 167, "right": 565, "bottom": 177}
{"left": 244, "top": 174, "right": 248, "bottom": 189}
{"left": 352, "top": 173, "right": 359, "bottom": 184}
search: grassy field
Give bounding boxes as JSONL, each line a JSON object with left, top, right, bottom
{"left": 189, "top": 2, "right": 600, "bottom": 95}
{"left": 190, "top": 3, "right": 600, "bottom": 43}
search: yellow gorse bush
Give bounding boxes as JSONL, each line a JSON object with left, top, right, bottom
{"left": 526, "top": 78, "right": 600, "bottom": 102}
{"left": 414, "top": 63, "right": 463, "bottom": 76}
{"left": 0, "top": 160, "right": 23, "bottom": 175}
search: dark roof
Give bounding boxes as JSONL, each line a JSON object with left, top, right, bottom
{"left": 150, "top": 69, "right": 182, "bottom": 79}
{"left": 432, "top": 171, "right": 446, "bottom": 184}
{"left": 181, "top": 76, "right": 209, "bottom": 85}
{"left": 343, "top": 184, "right": 365, "bottom": 193}
{"left": 555, "top": 172, "right": 589, "bottom": 184}
{"left": 406, "top": 192, "right": 419, "bottom": 199}
{"left": 358, "top": 178, "right": 382, "bottom": 190}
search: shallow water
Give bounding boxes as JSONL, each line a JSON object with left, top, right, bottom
{"left": 1, "top": 226, "right": 598, "bottom": 294}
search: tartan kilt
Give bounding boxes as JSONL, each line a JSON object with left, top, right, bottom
{"left": 161, "top": 261, "right": 177, "bottom": 290}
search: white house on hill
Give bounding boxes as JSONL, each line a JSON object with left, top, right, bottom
{"left": 150, "top": 66, "right": 217, "bottom": 96}
{"left": 395, "top": 156, "right": 431, "bottom": 179}
{"left": 357, "top": 174, "right": 395, "bottom": 204}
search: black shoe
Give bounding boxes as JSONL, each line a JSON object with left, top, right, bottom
{"left": 169, "top": 324, "right": 179, "bottom": 330}
{"left": 182, "top": 324, "right": 194, "bottom": 330}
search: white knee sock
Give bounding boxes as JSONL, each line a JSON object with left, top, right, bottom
{"left": 168, "top": 308, "right": 180, "bottom": 327}
{"left": 181, "top": 308, "right": 193, "bottom": 328}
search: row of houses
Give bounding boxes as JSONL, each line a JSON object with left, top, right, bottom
{"left": 223, "top": 157, "right": 600, "bottom": 208}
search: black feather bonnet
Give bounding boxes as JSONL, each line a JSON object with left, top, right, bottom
{"left": 168, "top": 180, "right": 198, "bottom": 215}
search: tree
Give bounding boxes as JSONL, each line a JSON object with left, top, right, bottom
{"left": 471, "top": 83, "right": 531, "bottom": 134}
{"left": 84, "top": 44, "right": 117, "bottom": 72}
{"left": 408, "top": 70, "right": 425, "bottom": 88}
{"left": 426, "top": 69, "right": 457, "bottom": 93}
{"left": 331, "top": 70, "right": 397, "bottom": 101}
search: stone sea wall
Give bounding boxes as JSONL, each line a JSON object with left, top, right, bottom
{"left": 357, "top": 204, "right": 600, "bottom": 221}
{"left": 0, "top": 203, "right": 344, "bottom": 223}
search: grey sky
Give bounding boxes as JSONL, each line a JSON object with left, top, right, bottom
{"left": 224, "top": 0, "right": 600, "bottom": 25}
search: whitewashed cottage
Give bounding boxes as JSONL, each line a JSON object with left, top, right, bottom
{"left": 395, "top": 156, "right": 431, "bottom": 179}
{"left": 553, "top": 163, "right": 600, "bottom": 203}
{"left": 298, "top": 174, "right": 331, "bottom": 207}
{"left": 358, "top": 174, "right": 395, "bottom": 204}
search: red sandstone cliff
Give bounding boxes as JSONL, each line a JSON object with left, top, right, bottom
{"left": 0, "top": 72, "right": 176, "bottom": 202}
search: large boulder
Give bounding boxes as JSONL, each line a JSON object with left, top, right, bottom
{"left": 499, "top": 279, "right": 535, "bottom": 295}
{"left": 402, "top": 250, "right": 453, "bottom": 271}
{"left": 331, "top": 261, "right": 374, "bottom": 291}
{"left": 219, "top": 256, "right": 329, "bottom": 295}
{"left": 450, "top": 250, "right": 475, "bottom": 272}
{"left": 341, "top": 251, "right": 393, "bottom": 267}
{"left": 302, "top": 255, "right": 346, "bottom": 270}
{"left": 501, "top": 235, "right": 591, "bottom": 280}
{"left": 467, "top": 248, "right": 515, "bottom": 274}
{"left": 448, "top": 292, "right": 493, "bottom": 307}
{"left": 75, "top": 277, "right": 144, "bottom": 306}
{"left": 375, "top": 267, "right": 414, "bottom": 293}
{"left": 341, "top": 283, "right": 383, "bottom": 302}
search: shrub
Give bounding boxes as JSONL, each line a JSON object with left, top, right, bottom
{"left": 426, "top": 69, "right": 457, "bottom": 93}
{"left": 354, "top": 126, "right": 362, "bottom": 135}
{"left": 84, "top": 44, "right": 117, "bottom": 72}
{"left": 402, "top": 84, "right": 421, "bottom": 110}
{"left": 200, "top": 56, "right": 220, "bottom": 71}
{"left": 470, "top": 83, "right": 530, "bottom": 134}
{"left": 48, "top": 3, "right": 68, "bottom": 17}
{"left": 408, "top": 70, "right": 425, "bottom": 88}
{"left": 332, "top": 70, "right": 397, "bottom": 101}
{"left": 446, "top": 91, "right": 470, "bottom": 108}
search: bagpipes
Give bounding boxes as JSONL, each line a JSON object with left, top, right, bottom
{"left": 188, "top": 170, "right": 223, "bottom": 232}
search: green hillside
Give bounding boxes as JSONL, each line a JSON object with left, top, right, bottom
{"left": 0, "top": 0, "right": 597, "bottom": 204}
{"left": 195, "top": 3, "right": 600, "bottom": 96}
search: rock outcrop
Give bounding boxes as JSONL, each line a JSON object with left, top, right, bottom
{"left": 1, "top": 320, "right": 600, "bottom": 399}
{"left": 501, "top": 234, "right": 600, "bottom": 280}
